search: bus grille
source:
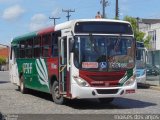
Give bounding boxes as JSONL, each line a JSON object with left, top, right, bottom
{"left": 96, "top": 89, "right": 119, "bottom": 94}
{"left": 88, "top": 75, "right": 122, "bottom": 81}
{"left": 79, "top": 70, "right": 125, "bottom": 87}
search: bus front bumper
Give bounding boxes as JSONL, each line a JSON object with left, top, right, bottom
{"left": 136, "top": 75, "right": 146, "bottom": 84}
{"left": 71, "top": 81, "right": 137, "bottom": 99}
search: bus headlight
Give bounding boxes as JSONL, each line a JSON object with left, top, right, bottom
{"left": 73, "top": 76, "right": 90, "bottom": 87}
{"left": 124, "top": 75, "right": 136, "bottom": 86}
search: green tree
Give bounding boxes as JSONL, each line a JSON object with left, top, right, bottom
{"left": 0, "top": 57, "right": 6, "bottom": 65}
{"left": 123, "top": 16, "right": 151, "bottom": 48}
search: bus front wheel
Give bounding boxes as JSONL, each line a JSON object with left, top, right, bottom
{"left": 51, "top": 81, "right": 65, "bottom": 105}
{"left": 20, "top": 76, "right": 28, "bottom": 94}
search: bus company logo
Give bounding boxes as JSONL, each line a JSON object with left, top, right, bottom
{"left": 23, "top": 63, "right": 32, "bottom": 74}
{"left": 35, "top": 59, "right": 49, "bottom": 88}
{"left": 51, "top": 63, "right": 57, "bottom": 69}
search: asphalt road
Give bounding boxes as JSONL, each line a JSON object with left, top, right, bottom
{"left": 146, "top": 75, "right": 160, "bottom": 86}
{"left": 0, "top": 71, "right": 160, "bottom": 116}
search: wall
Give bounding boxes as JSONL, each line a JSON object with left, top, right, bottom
{"left": 139, "top": 23, "right": 160, "bottom": 50}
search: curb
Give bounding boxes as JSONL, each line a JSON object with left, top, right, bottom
{"left": 150, "top": 86, "right": 160, "bottom": 91}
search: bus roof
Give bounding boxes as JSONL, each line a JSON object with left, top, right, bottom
{"left": 12, "top": 19, "right": 131, "bottom": 43}
{"left": 55, "top": 19, "right": 131, "bottom": 31}
{"left": 12, "top": 27, "right": 55, "bottom": 43}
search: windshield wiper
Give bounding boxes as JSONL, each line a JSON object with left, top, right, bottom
{"left": 89, "top": 33, "right": 100, "bottom": 54}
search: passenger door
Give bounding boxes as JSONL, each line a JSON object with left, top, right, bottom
{"left": 58, "top": 37, "right": 68, "bottom": 94}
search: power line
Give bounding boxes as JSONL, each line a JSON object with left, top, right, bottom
{"left": 62, "top": 9, "right": 75, "bottom": 21}
{"left": 49, "top": 17, "right": 60, "bottom": 26}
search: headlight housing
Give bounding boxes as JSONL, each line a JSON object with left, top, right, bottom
{"left": 73, "top": 76, "right": 90, "bottom": 87}
{"left": 141, "top": 70, "right": 146, "bottom": 76}
{"left": 124, "top": 74, "right": 136, "bottom": 86}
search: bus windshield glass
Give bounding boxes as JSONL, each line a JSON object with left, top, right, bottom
{"left": 136, "top": 49, "right": 146, "bottom": 69}
{"left": 73, "top": 35, "right": 135, "bottom": 72}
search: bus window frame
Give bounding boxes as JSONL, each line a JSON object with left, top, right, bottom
{"left": 33, "top": 36, "right": 42, "bottom": 58}
{"left": 25, "top": 38, "right": 33, "bottom": 58}
{"left": 41, "top": 34, "right": 52, "bottom": 58}
{"left": 19, "top": 40, "right": 26, "bottom": 58}
{"left": 52, "top": 31, "right": 61, "bottom": 57}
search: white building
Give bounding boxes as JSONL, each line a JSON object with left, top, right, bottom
{"left": 139, "top": 19, "right": 160, "bottom": 50}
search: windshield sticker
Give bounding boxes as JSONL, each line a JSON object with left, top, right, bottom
{"left": 99, "top": 62, "right": 107, "bottom": 69}
{"left": 109, "top": 62, "right": 132, "bottom": 69}
{"left": 127, "top": 63, "right": 134, "bottom": 68}
{"left": 110, "top": 62, "right": 121, "bottom": 69}
{"left": 82, "top": 62, "right": 98, "bottom": 68}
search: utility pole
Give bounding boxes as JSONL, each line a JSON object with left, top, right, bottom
{"left": 49, "top": 17, "right": 60, "bottom": 26}
{"left": 136, "top": 17, "right": 140, "bottom": 31}
{"left": 115, "top": 0, "right": 119, "bottom": 19}
{"left": 100, "top": 0, "right": 109, "bottom": 18}
{"left": 62, "top": 9, "right": 75, "bottom": 21}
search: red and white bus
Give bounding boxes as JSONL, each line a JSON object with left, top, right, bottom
{"left": 10, "top": 19, "right": 136, "bottom": 104}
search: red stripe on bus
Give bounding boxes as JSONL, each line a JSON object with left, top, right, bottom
{"left": 79, "top": 70, "right": 125, "bottom": 87}
{"left": 37, "top": 27, "right": 55, "bottom": 35}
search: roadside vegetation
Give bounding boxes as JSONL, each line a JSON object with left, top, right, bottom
{"left": 124, "top": 16, "right": 151, "bottom": 49}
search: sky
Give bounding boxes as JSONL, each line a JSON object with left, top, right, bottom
{"left": 0, "top": 0, "right": 160, "bottom": 45}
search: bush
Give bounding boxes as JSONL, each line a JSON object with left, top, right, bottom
{"left": 0, "top": 57, "right": 6, "bottom": 65}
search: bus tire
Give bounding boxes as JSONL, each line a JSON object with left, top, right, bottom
{"left": 51, "top": 81, "right": 65, "bottom": 105}
{"left": 20, "top": 75, "right": 28, "bottom": 94}
{"left": 99, "top": 98, "right": 114, "bottom": 104}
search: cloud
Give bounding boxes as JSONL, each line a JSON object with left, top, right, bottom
{"left": 119, "top": 0, "right": 129, "bottom": 18}
{"left": 0, "top": 0, "right": 6, "bottom": 2}
{"left": 2, "top": 5, "right": 25, "bottom": 21}
{"left": 51, "top": 8, "right": 61, "bottom": 17}
{"left": 0, "top": 0, "right": 10, "bottom": 3}
{"left": 29, "top": 13, "right": 48, "bottom": 31}
{"left": 0, "top": 0, "right": 20, "bottom": 3}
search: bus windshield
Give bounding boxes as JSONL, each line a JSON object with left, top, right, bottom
{"left": 136, "top": 49, "right": 146, "bottom": 69}
{"left": 73, "top": 35, "right": 135, "bottom": 71}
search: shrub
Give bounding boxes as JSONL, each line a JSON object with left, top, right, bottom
{"left": 0, "top": 57, "right": 6, "bottom": 65}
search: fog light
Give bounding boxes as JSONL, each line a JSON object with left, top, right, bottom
{"left": 92, "top": 91, "right": 96, "bottom": 96}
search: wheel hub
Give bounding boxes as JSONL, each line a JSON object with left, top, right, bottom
{"left": 54, "top": 86, "right": 61, "bottom": 99}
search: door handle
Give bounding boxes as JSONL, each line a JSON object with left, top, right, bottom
{"left": 59, "top": 65, "right": 67, "bottom": 72}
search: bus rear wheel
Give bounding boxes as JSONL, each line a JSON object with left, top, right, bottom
{"left": 51, "top": 81, "right": 65, "bottom": 105}
{"left": 99, "top": 98, "right": 114, "bottom": 104}
{"left": 20, "top": 76, "right": 28, "bottom": 94}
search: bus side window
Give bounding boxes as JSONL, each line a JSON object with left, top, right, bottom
{"left": 15, "top": 43, "right": 20, "bottom": 59}
{"left": 52, "top": 33, "right": 59, "bottom": 57}
{"left": 26, "top": 38, "right": 33, "bottom": 58}
{"left": 34, "top": 36, "right": 41, "bottom": 58}
{"left": 19, "top": 40, "right": 26, "bottom": 58}
{"left": 42, "top": 34, "right": 52, "bottom": 58}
